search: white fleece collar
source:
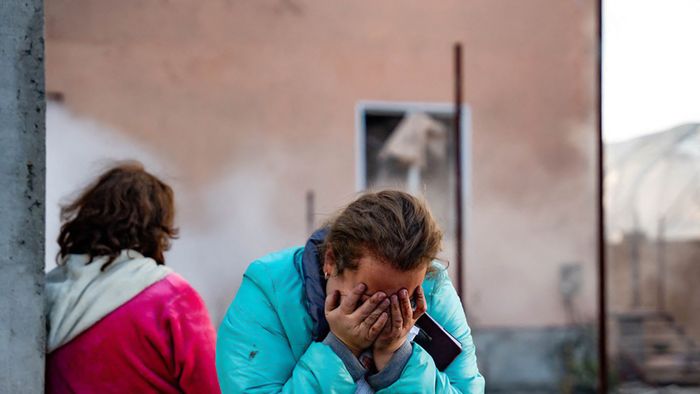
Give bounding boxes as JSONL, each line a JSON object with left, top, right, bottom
{"left": 45, "top": 249, "right": 171, "bottom": 352}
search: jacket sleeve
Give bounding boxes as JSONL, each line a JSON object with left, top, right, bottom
{"left": 216, "top": 261, "right": 358, "bottom": 394}
{"left": 166, "top": 280, "right": 222, "bottom": 394}
{"left": 376, "top": 269, "right": 486, "bottom": 394}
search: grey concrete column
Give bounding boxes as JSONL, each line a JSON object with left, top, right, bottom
{"left": 0, "top": 0, "right": 46, "bottom": 393}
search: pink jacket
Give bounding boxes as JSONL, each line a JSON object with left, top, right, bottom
{"left": 46, "top": 273, "right": 221, "bottom": 394}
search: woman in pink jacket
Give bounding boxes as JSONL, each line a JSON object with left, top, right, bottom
{"left": 45, "top": 162, "right": 220, "bottom": 394}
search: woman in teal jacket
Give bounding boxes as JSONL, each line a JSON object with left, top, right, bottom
{"left": 217, "top": 191, "right": 485, "bottom": 393}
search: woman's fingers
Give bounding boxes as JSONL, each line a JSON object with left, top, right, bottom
{"left": 360, "top": 298, "right": 389, "bottom": 340}
{"left": 390, "top": 294, "right": 403, "bottom": 332}
{"left": 399, "top": 289, "right": 413, "bottom": 328}
{"left": 361, "top": 297, "right": 389, "bottom": 326}
{"left": 324, "top": 290, "right": 340, "bottom": 314}
{"left": 340, "top": 283, "right": 366, "bottom": 314}
{"left": 353, "top": 291, "right": 387, "bottom": 320}
{"left": 412, "top": 285, "right": 427, "bottom": 320}
{"left": 368, "top": 312, "right": 389, "bottom": 339}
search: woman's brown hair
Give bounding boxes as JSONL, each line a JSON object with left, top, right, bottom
{"left": 321, "top": 190, "right": 443, "bottom": 274}
{"left": 57, "top": 162, "right": 178, "bottom": 269}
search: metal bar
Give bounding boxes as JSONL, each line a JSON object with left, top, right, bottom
{"left": 453, "top": 43, "right": 464, "bottom": 301}
{"left": 630, "top": 230, "right": 641, "bottom": 308}
{"left": 596, "top": 0, "right": 609, "bottom": 391}
{"left": 657, "top": 218, "right": 666, "bottom": 312}
{"left": 306, "top": 190, "right": 315, "bottom": 235}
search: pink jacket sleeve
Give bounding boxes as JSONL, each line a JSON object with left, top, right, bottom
{"left": 166, "top": 282, "right": 221, "bottom": 394}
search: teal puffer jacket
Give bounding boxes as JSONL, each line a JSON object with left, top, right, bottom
{"left": 216, "top": 247, "right": 485, "bottom": 393}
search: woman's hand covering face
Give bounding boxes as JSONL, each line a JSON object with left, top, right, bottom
{"left": 372, "top": 285, "right": 427, "bottom": 370}
{"left": 324, "top": 283, "right": 390, "bottom": 356}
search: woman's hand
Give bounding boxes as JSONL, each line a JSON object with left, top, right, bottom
{"left": 325, "top": 283, "right": 390, "bottom": 356}
{"left": 372, "top": 285, "right": 427, "bottom": 370}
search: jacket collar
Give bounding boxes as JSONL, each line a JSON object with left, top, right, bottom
{"left": 301, "top": 228, "right": 330, "bottom": 341}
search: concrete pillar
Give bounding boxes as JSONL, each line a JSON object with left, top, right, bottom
{"left": 0, "top": 0, "right": 46, "bottom": 392}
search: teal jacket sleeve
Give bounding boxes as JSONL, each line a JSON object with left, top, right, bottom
{"left": 216, "top": 261, "right": 357, "bottom": 394}
{"left": 376, "top": 269, "right": 486, "bottom": 394}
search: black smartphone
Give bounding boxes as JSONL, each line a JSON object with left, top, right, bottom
{"left": 413, "top": 313, "right": 462, "bottom": 371}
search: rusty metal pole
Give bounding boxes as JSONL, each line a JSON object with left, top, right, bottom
{"left": 596, "top": 0, "right": 609, "bottom": 391}
{"left": 454, "top": 43, "right": 464, "bottom": 301}
{"left": 306, "top": 190, "right": 315, "bottom": 235}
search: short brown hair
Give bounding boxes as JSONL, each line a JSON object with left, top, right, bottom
{"left": 57, "top": 162, "right": 178, "bottom": 269}
{"left": 322, "top": 190, "right": 442, "bottom": 274}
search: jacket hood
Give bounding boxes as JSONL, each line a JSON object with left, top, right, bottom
{"left": 301, "top": 228, "right": 329, "bottom": 341}
{"left": 45, "top": 249, "right": 171, "bottom": 352}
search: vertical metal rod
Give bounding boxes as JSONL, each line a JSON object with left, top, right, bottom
{"left": 657, "top": 218, "right": 666, "bottom": 312}
{"left": 306, "top": 190, "right": 315, "bottom": 235}
{"left": 596, "top": 0, "right": 609, "bottom": 391}
{"left": 453, "top": 43, "right": 464, "bottom": 301}
{"left": 630, "top": 230, "right": 641, "bottom": 308}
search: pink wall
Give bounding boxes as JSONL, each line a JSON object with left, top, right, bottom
{"left": 46, "top": 0, "right": 598, "bottom": 327}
